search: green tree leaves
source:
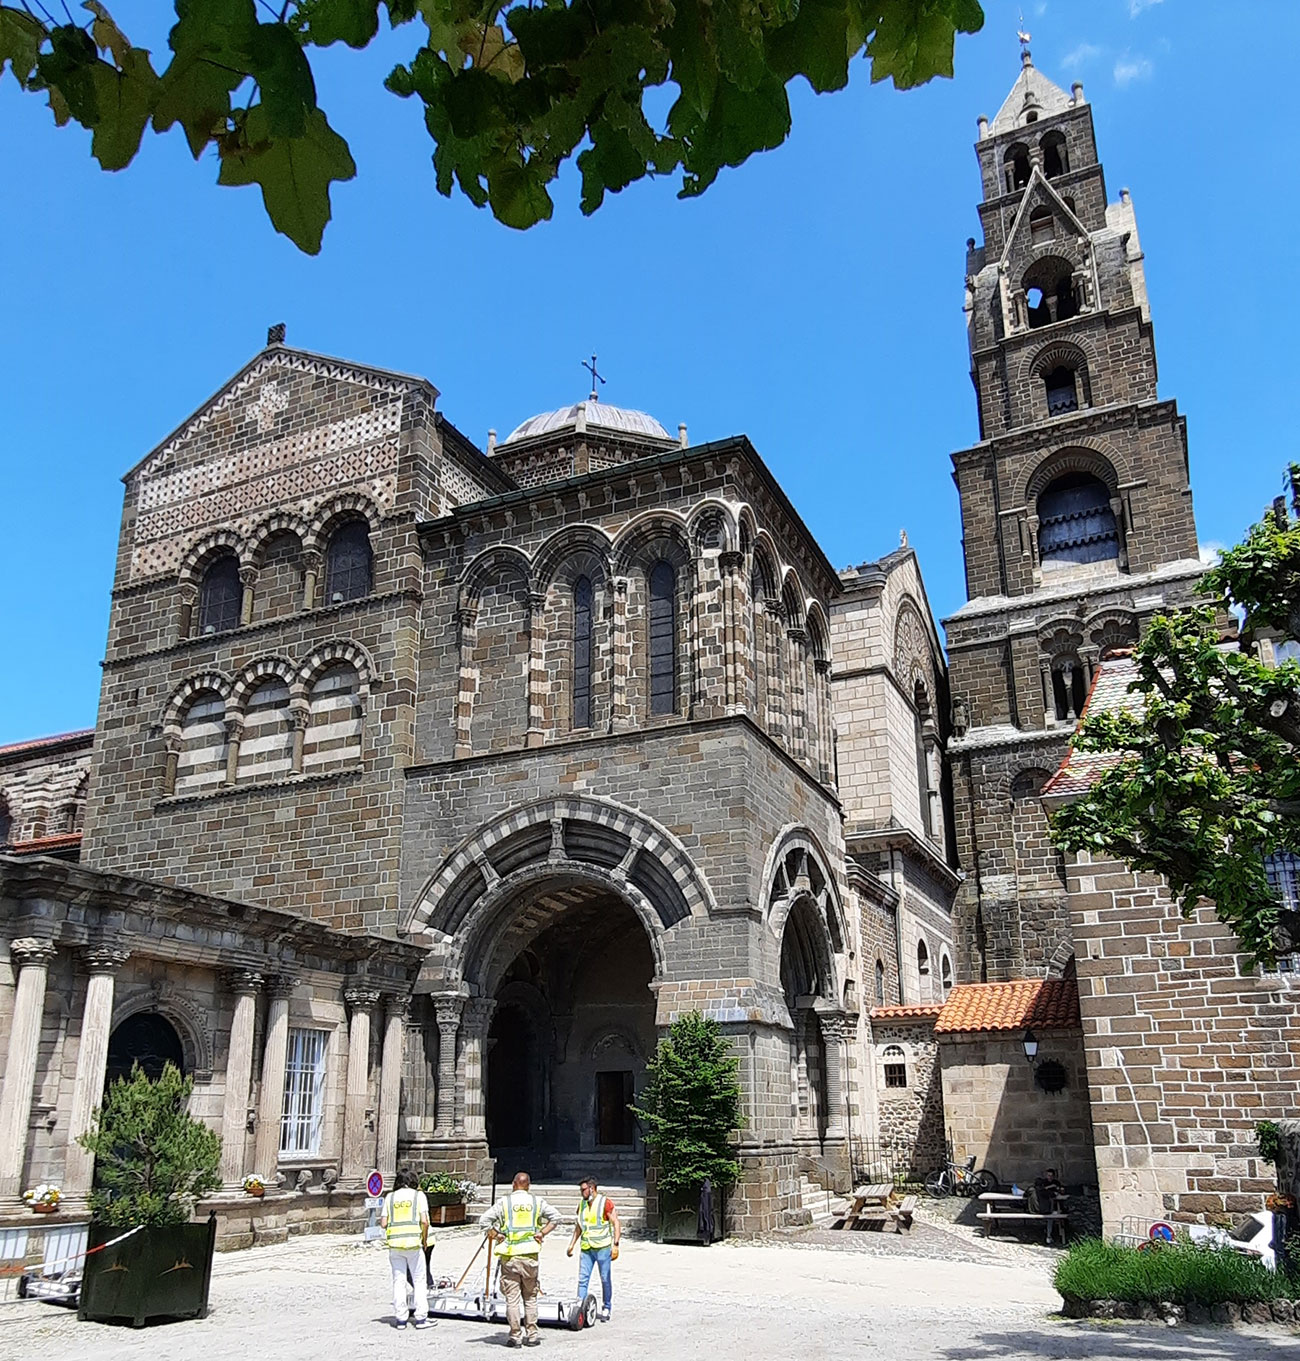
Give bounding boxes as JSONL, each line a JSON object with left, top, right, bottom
{"left": 631, "top": 1011, "right": 744, "bottom": 1193}
{"left": 1, "top": 0, "right": 983, "bottom": 251}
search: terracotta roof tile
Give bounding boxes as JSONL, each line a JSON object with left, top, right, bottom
{"left": 0, "top": 729, "right": 94, "bottom": 759}
{"left": 869, "top": 1004, "right": 945, "bottom": 1021}
{"left": 7, "top": 833, "right": 83, "bottom": 855}
{"left": 933, "top": 978, "right": 1080, "bottom": 1035}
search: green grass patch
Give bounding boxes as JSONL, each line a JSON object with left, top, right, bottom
{"left": 1054, "top": 1239, "right": 1300, "bottom": 1306}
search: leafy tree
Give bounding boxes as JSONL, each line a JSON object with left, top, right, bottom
{"left": 631, "top": 1010, "right": 742, "bottom": 1193}
{"left": 1049, "top": 471, "right": 1300, "bottom": 966}
{"left": 0, "top": 0, "right": 984, "bottom": 252}
{"left": 77, "top": 1061, "right": 222, "bottom": 1226}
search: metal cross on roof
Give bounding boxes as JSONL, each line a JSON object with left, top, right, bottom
{"left": 581, "top": 353, "right": 606, "bottom": 402}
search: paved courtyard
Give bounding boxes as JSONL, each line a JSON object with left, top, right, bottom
{"left": 1, "top": 1224, "right": 1294, "bottom": 1361}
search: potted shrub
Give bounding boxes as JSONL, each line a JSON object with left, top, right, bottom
{"left": 76, "top": 1062, "right": 222, "bottom": 1326}
{"left": 417, "top": 1173, "right": 477, "bottom": 1225}
{"left": 632, "top": 1011, "right": 742, "bottom": 1244}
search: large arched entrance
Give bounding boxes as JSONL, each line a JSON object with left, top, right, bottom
{"left": 106, "top": 1010, "right": 186, "bottom": 1085}
{"left": 478, "top": 877, "right": 657, "bottom": 1183}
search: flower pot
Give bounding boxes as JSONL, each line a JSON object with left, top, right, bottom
{"left": 245, "top": 1187, "right": 265, "bottom": 1198}
{"left": 429, "top": 1203, "right": 466, "bottom": 1226}
{"left": 80, "top": 1214, "right": 217, "bottom": 1326}
{"left": 657, "top": 1185, "right": 726, "bottom": 1244}
{"left": 29, "top": 1203, "right": 58, "bottom": 1214}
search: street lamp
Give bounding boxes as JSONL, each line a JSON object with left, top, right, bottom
{"left": 1023, "top": 1029, "right": 1039, "bottom": 1065}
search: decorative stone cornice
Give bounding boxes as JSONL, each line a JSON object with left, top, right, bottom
{"left": 9, "top": 937, "right": 56, "bottom": 968}
{"left": 846, "top": 824, "right": 964, "bottom": 895}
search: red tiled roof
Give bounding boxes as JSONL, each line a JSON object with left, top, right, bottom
{"left": 7, "top": 833, "right": 83, "bottom": 855}
{"left": 1041, "top": 656, "right": 1144, "bottom": 799}
{"left": 933, "top": 978, "right": 1080, "bottom": 1035}
{"left": 869, "top": 1004, "right": 944, "bottom": 1021}
{"left": 0, "top": 729, "right": 94, "bottom": 759}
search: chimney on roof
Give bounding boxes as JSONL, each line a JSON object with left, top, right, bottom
{"left": 267, "top": 322, "right": 286, "bottom": 347}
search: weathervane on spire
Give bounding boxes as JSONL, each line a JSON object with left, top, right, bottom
{"left": 581, "top": 353, "right": 606, "bottom": 402}
{"left": 1017, "top": 12, "right": 1032, "bottom": 64}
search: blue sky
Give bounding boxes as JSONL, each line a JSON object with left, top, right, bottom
{"left": 2, "top": 0, "right": 1296, "bottom": 744}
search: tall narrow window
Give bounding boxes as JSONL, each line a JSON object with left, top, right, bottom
{"left": 280, "top": 1027, "right": 329, "bottom": 1155}
{"left": 874, "top": 959, "right": 886, "bottom": 1006}
{"left": 324, "top": 521, "right": 372, "bottom": 603}
{"left": 917, "top": 939, "right": 930, "bottom": 978}
{"left": 572, "top": 575, "right": 594, "bottom": 729}
{"left": 198, "top": 554, "right": 242, "bottom": 634}
{"left": 648, "top": 560, "right": 676, "bottom": 717}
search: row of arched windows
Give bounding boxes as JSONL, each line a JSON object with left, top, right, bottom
{"left": 0, "top": 787, "right": 86, "bottom": 845}
{"left": 1003, "top": 129, "right": 1071, "bottom": 193}
{"left": 187, "top": 518, "right": 373, "bottom": 640}
{"left": 166, "top": 658, "right": 366, "bottom": 797}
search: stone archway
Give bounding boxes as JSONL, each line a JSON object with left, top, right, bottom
{"left": 475, "top": 874, "right": 658, "bottom": 1183}
{"left": 106, "top": 1010, "right": 186, "bottom": 1085}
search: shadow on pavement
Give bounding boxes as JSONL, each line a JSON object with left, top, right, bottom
{"left": 938, "top": 1322, "right": 1296, "bottom": 1360}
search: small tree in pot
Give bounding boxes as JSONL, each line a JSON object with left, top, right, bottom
{"left": 631, "top": 1012, "right": 742, "bottom": 1243}
{"left": 76, "top": 1062, "right": 222, "bottom": 1325}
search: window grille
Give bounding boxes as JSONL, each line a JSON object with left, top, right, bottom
{"left": 199, "top": 555, "right": 242, "bottom": 634}
{"left": 648, "top": 561, "right": 676, "bottom": 716}
{"left": 1264, "top": 853, "right": 1300, "bottom": 974}
{"left": 882, "top": 1045, "right": 907, "bottom": 1089}
{"left": 280, "top": 1027, "right": 329, "bottom": 1156}
{"left": 573, "top": 575, "right": 593, "bottom": 729}
{"left": 325, "top": 522, "right": 372, "bottom": 603}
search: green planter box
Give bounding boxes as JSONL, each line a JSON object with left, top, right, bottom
{"left": 79, "top": 1214, "right": 217, "bottom": 1326}
{"left": 657, "top": 1186, "right": 725, "bottom": 1244}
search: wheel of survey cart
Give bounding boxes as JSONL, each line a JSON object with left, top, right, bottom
{"left": 569, "top": 1295, "right": 597, "bottom": 1330}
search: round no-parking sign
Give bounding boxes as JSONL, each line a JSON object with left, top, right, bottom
{"left": 1149, "top": 1221, "right": 1174, "bottom": 1242}
{"left": 367, "top": 1170, "right": 384, "bottom": 1198}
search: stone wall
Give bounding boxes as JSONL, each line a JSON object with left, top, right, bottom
{"left": 1067, "top": 852, "right": 1300, "bottom": 1229}
{"left": 870, "top": 1015, "right": 946, "bottom": 1179}
{"left": 938, "top": 1029, "right": 1097, "bottom": 1187}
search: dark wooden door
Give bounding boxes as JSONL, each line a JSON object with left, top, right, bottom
{"left": 596, "top": 1071, "right": 634, "bottom": 1146}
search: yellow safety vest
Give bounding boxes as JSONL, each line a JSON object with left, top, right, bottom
{"left": 384, "top": 1190, "right": 424, "bottom": 1250}
{"left": 499, "top": 1192, "right": 541, "bottom": 1258}
{"left": 577, "top": 1195, "right": 613, "bottom": 1252}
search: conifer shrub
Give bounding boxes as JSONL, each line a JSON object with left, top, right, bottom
{"left": 631, "top": 1012, "right": 743, "bottom": 1194}
{"left": 77, "top": 1062, "right": 221, "bottom": 1227}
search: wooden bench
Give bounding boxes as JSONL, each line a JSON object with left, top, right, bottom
{"left": 977, "top": 1210, "right": 1070, "bottom": 1245}
{"left": 889, "top": 1195, "right": 918, "bottom": 1231}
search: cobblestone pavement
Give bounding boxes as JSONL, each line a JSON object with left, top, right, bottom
{"left": 0, "top": 1230, "right": 1293, "bottom": 1361}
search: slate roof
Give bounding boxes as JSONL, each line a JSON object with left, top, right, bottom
{"left": 503, "top": 401, "right": 672, "bottom": 446}
{"left": 0, "top": 729, "right": 94, "bottom": 760}
{"left": 990, "top": 54, "right": 1073, "bottom": 135}
{"left": 933, "top": 978, "right": 1081, "bottom": 1034}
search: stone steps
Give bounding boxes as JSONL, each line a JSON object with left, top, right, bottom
{"left": 469, "top": 1182, "right": 648, "bottom": 1233}
{"left": 797, "top": 1174, "right": 847, "bottom": 1229}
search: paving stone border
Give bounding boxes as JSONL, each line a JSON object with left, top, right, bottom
{"left": 1060, "top": 1294, "right": 1298, "bottom": 1326}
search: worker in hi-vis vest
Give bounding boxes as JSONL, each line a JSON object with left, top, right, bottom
{"left": 380, "top": 1168, "right": 433, "bottom": 1329}
{"left": 478, "top": 1172, "right": 561, "bottom": 1347}
{"left": 566, "top": 1176, "right": 621, "bottom": 1321}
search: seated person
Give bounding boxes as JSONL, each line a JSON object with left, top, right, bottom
{"left": 1029, "top": 1167, "right": 1066, "bottom": 1214}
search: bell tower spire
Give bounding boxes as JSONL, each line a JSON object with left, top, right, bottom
{"left": 942, "top": 60, "right": 1204, "bottom": 985}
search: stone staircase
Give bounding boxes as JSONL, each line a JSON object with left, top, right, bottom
{"left": 796, "top": 1174, "right": 847, "bottom": 1229}
{"left": 468, "top": 1182, "right": 648, "bottom": 1234}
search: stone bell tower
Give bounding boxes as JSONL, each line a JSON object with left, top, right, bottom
{"left": 943, "top": 48, "right": 1203, "bottom": 983}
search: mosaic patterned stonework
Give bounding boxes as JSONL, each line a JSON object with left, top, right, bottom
{"left": 130, "top": 404, "right": 404, "bottom": 582}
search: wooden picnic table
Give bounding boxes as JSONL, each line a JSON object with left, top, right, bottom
{"left": 833, "top": 1184, "right": 894, "bottom": 1231}
{"left": 976, "top": 1190, "right": 1070, "bottom": 1245}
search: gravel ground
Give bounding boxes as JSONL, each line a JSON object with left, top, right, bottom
{"left": 0, "top": 1229, "right": 1294, "bottom": 1361}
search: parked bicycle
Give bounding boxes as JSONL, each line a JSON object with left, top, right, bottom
{"left": 924, "top": 1154, "right": 998, "bottom": 1198}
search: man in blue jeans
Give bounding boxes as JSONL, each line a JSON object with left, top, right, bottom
{"left": 566, "top": 1177, "right": 621, "bottom": 1321}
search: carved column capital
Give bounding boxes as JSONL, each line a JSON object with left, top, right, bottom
{"left": 9, "top": 937, "right": 56, "bottom": 968}
{"left": 763, "top": 596, "right": 783, "bottom": 621}
{"left": 302, "top": 549, "right": 323, "bottom": 571}
{"left": 614, "top": 576, "right": 629, "bottom": 598}
{"left": 786, "top": 626, "right": 808, "bottom": 646}
{"left": 238, "top": 565, "right": 260, "bottom": 588}
{"left": 344, "top": 985, "right": 381, "bottom": 1013}
{"left": 267, "top": 973, "right": 298, "bottom": 999}
{"left": 814, "top": 658, "right": 832, "bottom": 677}
{"left": 718, "top": 550, "right": 745, "bottom": 575}
{"left": 463, "top": 996, "right": 497, "bottom": 1032}
{"left": 226, "top": 968, "right": 265, "bottom": 996}
{"left": 82, "top": 945, "right": 131, "bottom": 975}
{"left": 384, "top": 993, "right": 411, "bottom": 1023}
{"left": 179, "top": 581, "right": 199, "bottom": 604}
{"left": 433, "top": 996, "right": 465, "bottom": 1029}
{"left": 817, "top": 1012, "right": 849, "bottom": 1045}
{"left": 454, "top": 605, "right": 477, "bottom": 630}
{"left": 529, "top": 591, "right": 548, "bottom": 615}
{"left": 288, "top": 703, "right": 311, "bottom": 732}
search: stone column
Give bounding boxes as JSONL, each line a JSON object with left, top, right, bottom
{"left": 764, "top": 599, "right": 786, "bottom": 742}
{"left": 454, "top": 607, "right": 477, "bottom": 759}
{"left": 376, "top": 996, "right": 408, "bottom": 1183}
{"left": 288, "top": 702, "right": 310, "bottom": 775}
{"left": 62, "top": 945, "right": 131, "bottom": 1199}
{"left": 219, "top": 970, "right": 264, "bottom": 1189}
{"left": 434, "top": 997, "right": 464, "bottom": 1135}
{"left": 0, "top": 938, "right": 57, "bottom": 1198}
{"left": 223, "top": 716, "right": 244, "bottom": 786}
{"left": 302, "top": 550, "right": 322, "bottom": 611}
{"left": 163, "top": 733, "right": 182, "bottom": 796}
{"left": 814, "top": 659, "right": 834, "bottom": 784}
{"left": 238, "top": 565, "right": 258, "bottom": 626}
{"left": 252, "top": 975, "right": 296, "bottom": 1178}
{"left": 787, "top": 626, "right": 808, "bottom": 763}
{"left": 818, "top": 1012, "right": 848, "bottom": 1140}
{"left": 525, "top": 592, "right": 547, "bottom": 748}
{"left": 178, "top": 581, "right": 198, "bottom": 639}
{"left": 719, "top": 551, "right": 745, "bottom": 714}
{"left": 461, "top": 998, "right": 496, "bottom": 1140}
{"left": 341, "top": 987, "right": 379, "bottom": 1184}
{"left": 610, "top": 577, "right": 630, "bottom": 731}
